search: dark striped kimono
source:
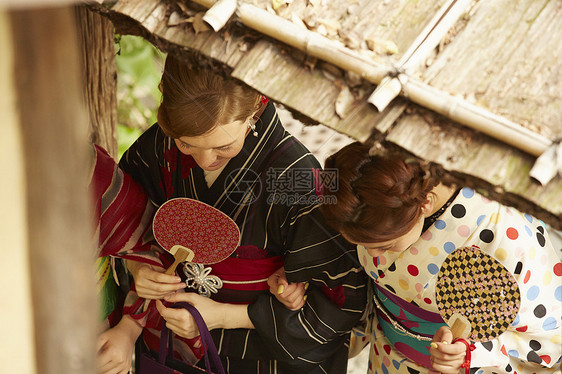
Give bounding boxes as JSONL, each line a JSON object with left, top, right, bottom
{"left": 119, "top": 103, "right": 368, "bottom": 373}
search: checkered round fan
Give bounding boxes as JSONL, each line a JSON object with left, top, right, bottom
{"left": 436, "top": 245, "right": 520, "bottom": 342}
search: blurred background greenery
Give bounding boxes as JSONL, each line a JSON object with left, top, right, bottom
{"left": 115, "top": 35, "right": 165, "bottom": 158}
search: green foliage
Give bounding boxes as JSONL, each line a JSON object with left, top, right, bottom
{"left": 115, "top": 35, "right": 165, "bottom": 158}
{"left": 117, "top": 125, "right": 143, "bottom": 159}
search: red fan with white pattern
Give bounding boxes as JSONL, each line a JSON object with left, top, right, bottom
{"left": 153, "top": 198, "right": 240, "bottom": 275}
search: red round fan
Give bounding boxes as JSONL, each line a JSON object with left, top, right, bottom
{"left": 153, "top": 198, "right": 240, "bottom": 273}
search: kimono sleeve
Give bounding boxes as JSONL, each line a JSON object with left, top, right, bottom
{"left": 92, "top": 141, "right": 172, "bottom": 324}
{"left": 469, "top": 329, "right": 562, "bottom": 373}
{"left": 247, "top": 195, "right": 368, "bottom": 365}
{"left": 91, "top": 143, "right": 160, "bottom": 263}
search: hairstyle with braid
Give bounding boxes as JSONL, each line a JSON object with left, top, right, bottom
{"left": 157, "top": 54, "right": 261, "bottom": 138}
{"left": 320, "top": 142, "right": 440, "bottom": 243}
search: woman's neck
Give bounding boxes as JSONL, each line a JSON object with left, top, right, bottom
{"left": 429, "top": 183, "right": 457, "bottom": 215}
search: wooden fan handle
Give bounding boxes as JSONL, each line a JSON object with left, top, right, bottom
{"left": 165, "top": 259, "right": 181, "bottom": 275}
{"left": 451, "top": 317, "right": 470, "bottom": 339}
{"left": 164, "top": 246, "right": 194, "bottom": 275}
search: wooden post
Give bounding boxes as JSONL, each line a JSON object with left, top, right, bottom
{"left": 9, "top": 6, "right": 98, "bottom": 374}
{"left": 75, "top": 5, "right": 119, "bottom": 157}
{"left": 0, "top": 10, "right": 37, "bottom": 374}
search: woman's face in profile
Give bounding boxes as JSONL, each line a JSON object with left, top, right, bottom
{"left": 174, "top": 119, "right": 250, "bottom": 171}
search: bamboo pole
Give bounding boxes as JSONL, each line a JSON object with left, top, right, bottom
{"left": 202, "top": 0, "right": 237, "bottom": 32}
{"left": 189, "top": 0, "right": 551, "bottom": 157}
{"left": 367, "top": 76, "right": 403, "bottom": 114}
{"left": 191, "top": 0, "right": 390, "bottom": 82}
{"left": 236, "top": 4, "right": 390, "bottom": 84}
{"left": 399, "top": 0, "right": 473, "bottom": 72}
{"left": 369, "top": 0, "right": 473, "bottom": 111}
{"left": 401, "top": 76, "right": 551, "bottom": 157}
{"left": 529, "top": 140, "right": 562, "bottom": 185}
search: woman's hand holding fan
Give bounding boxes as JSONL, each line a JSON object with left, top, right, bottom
{"left": 126, "top": 260, "right": 185, "bottom": 300}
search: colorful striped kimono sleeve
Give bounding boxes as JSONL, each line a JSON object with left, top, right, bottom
{"left": 90, "top": 144, "right": 163, "bottom": 323}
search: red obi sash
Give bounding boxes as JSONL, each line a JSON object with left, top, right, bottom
{"left": 209, "top": 255, "right": 284, "bottom": 304}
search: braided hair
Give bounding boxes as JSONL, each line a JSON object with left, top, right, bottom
{"left": 320, "top": 142, "right": 439, "bottom": 243}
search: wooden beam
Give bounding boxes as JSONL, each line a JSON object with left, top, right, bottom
{"left": 10, "top": 6, "right": 98, "bottom": 374}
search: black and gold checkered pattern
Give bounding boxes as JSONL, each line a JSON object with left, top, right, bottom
{"left": 436, "top": 245, "right": 521, "bottom": 342}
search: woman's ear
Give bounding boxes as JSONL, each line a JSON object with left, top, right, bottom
{"left": 421, "top": 193, "right": 435, "bottom": 218}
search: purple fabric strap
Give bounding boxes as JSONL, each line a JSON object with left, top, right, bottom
{"left": 158, "top": 302, "right": 225, "bottom": 374}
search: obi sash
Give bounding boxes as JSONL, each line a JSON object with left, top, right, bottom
{"left": 374, "top": 284, "right": 446, "bottom": 369}
{"left": 208, "top": 255, "right": 284, "bottom": 304}
{"left": 139, "top": 254, "right": 285, "bottom": 362}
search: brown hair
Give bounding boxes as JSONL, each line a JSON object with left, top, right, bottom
{"left": 157, "top": 54, "right": 261, "bottom": 138}
{"left": 320, "top": 142, "right": 439, "bottom": 243}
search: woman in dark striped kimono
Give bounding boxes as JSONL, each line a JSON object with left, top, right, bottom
{"left": 119, "top": 55, "right": 367, "bottom": 374}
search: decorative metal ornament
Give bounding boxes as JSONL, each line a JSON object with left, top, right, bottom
{"left": 183, "top": 262, "right": 223, "bottom": 298}
{"left": 248, "top": 118, "right": 258, "bottom": 137}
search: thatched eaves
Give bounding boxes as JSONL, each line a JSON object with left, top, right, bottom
{"left": 91, "top": 0, "right": 562, "bottom": 229}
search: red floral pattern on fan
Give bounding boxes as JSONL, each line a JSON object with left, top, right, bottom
{"left": 153, "top": 198, "right": 240, "bottom": 264}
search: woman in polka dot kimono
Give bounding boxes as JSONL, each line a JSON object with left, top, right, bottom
{"left": 320, "top": 142, "right": 561, "bottom": 374}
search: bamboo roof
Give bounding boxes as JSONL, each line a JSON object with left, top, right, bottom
{"left": 92, "top": 0, "right": 562, "bottom": 229}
